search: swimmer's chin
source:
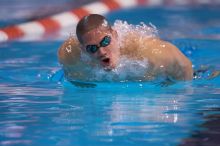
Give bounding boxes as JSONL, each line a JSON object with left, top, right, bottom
{"left": 104, "top": 67, "right": 112, "bottom": 71}
{"left": 102, "top": 64, "right": 113, "bottom": 71}
{"left": 102, "top": 64, "right": 116, "bottom": 71}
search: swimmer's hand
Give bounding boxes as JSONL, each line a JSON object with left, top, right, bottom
{"left": 193, "top": 65, "right": 220, "bottom": 80}
{"left": 207, "top": 70, "right": 220, "bottom": 80}
{"left": 70, "top": 80, "right": 97, "bottom": 88}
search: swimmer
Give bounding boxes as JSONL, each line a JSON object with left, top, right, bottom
{"left": 58, "top": 14, "right": 193, "bottom": 83}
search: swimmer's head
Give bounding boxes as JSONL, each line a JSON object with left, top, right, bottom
{"left": 76, "top": 14, "right": 120, "bottom": 70}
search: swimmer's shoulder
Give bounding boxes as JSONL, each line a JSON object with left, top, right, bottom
{"left": 58, "top": 36, "right": 81, "bottom": 66}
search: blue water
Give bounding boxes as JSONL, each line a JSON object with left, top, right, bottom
{"left": 1, "top": 5, "right": 220, "bottom": 146}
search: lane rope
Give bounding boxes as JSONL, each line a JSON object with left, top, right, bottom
{"left": 0, "top": 0, "right": 219, "bottom": 42}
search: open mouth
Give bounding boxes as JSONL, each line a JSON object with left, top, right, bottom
{"left": 102, "top": 58, "right": 110, "bottom": 64}
{"left": 101, "top": 57, "right": 114, "bottom": 71}
{"left": 100, "top": 57, "right": 112, "bottom": 69}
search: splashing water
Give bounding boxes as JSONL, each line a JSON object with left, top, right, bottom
{"left": 113, "top": 20, "right": 158, "bottom": 43}
{"left": 86, "top": 57, "right": 149, "bottom": 82}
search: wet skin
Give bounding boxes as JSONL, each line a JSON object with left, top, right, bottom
{"left": 58, "top": 26, "right": 193, "bottom": 81}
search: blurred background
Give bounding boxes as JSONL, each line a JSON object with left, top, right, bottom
{"left": 0, "top": 0, "right": 98, "bottom": 27}
{"left": 1, "top": 0, "right": 220, "bottom": 28}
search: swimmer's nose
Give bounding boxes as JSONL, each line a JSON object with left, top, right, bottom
{"left": 97, "top": 47, "right": 107, "bottom": 56}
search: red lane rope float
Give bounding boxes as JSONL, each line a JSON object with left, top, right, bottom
{"left": 1, "top": 26, "right": 24, "bottom": 41}
{"left": 71, "top": 8, "right": 90, "bottom": 20}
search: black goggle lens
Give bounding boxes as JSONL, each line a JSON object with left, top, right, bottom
{"left": 100, "top": 36, "right": 111, "bottom": 47}
{"left": 86, "top": 45, "right": 98, "bottom": 54}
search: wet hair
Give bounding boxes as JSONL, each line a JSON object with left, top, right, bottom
{"left": 76, "top": 14, "right": 111, "bottom": 43}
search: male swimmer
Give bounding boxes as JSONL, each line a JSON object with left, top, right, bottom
{"left": 58, "top": 14, "right": 193, "bottom": 83}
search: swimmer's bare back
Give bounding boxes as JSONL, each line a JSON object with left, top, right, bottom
{"left": 141, "top": 38, "right": 193, "bottom": 81}
{"left": 120, "top": 35, "right": 193, "bottom": 81}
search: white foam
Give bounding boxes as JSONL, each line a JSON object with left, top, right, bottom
{"left": 113, "top": 20, "right": 158, "bottom": 41}
{"left": 102, "top": 19, "right": 109, "bottom": 27}
{"left": 82, "top": 56, "right": 149, "bottom": 82}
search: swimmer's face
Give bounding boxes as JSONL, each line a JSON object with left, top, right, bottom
{"left": 81, "top": 26, "right": 120, "bottom": 70}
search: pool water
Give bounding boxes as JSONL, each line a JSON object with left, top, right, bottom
{"left": 1, "top": 5, "right": 220, "bottom": 146}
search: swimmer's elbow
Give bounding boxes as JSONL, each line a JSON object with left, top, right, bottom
{"left": 168, "top": 59, "right": 193, "bottom": 81}
{"left": 183, "top": 61, "right": 193, "bottom": 80}
{"left": 178, "top": 60, "right": 193, "bottom": 81}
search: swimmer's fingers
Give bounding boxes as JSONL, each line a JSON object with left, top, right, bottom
{"left": 70, "top": 81, "right": 96, "bottom": 88}
{"left": 193, "top": 66, "right": 210, "bottom": 77}
{"left": 193, "top": 65, "right": 215, "bottom": 78}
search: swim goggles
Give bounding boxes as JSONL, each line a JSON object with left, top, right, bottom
{"left": 86, "top": 36, "right": 111, "bottom": 54}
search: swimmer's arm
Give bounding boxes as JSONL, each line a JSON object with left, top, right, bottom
{"left": 58, "top": 36, "right": 81, "bottom": 66}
